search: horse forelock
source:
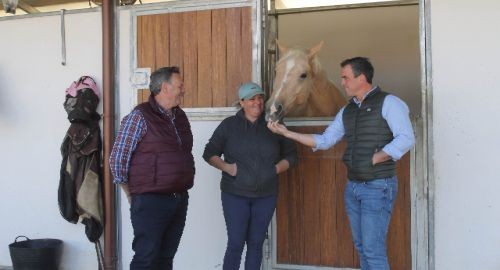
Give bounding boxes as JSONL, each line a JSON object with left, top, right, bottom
{"left": 277, "top": 48, "right": 323, "bottom": 75}
{"left": 277, "top": 48, "right": 304, "bottom": 64}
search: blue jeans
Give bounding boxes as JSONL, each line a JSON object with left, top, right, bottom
{"left": 221, "top": 192, "right": 277, "bottom": 270}
{"left": 344, "top": 177, "right": 398, "bottom": 270}
{"left": 130, "top": 193, "right": 189, "bottom": 270}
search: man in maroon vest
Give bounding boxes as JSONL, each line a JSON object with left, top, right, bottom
{"left": 110, "top": 66, "right": 195, "bottom": 270}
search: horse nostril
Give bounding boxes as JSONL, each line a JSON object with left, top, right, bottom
{"left": 277, "top": 104, "right": 283, "bottom": 114}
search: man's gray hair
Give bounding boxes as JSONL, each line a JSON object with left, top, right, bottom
{"left": 149, "top": 66, "right": 180, "bottom": 96}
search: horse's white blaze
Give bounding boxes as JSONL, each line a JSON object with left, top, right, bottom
{"left": 270, "top": 56, "right": 295, "bottom": 114}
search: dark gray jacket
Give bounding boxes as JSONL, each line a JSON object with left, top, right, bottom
{"left": 203, "top": 110, "right": 297, "bottom": 198}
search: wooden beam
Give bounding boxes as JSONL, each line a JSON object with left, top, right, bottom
{"left": 19, "top": 0, "right": 86, "bottom": 6}
{"left": 18, "top": 1, "right": 41, "bottom": 13}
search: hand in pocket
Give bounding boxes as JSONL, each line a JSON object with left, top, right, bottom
{"left": 226, "top": 162, "right": 237, "bottom": 177}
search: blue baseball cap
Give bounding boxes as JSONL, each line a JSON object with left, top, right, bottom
{"left": 238, "top": 82, "right": 265, "bottom": 100}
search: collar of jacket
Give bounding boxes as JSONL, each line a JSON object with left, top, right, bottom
{"left": 349, "top": 86, "right": 381, "bottom": 105}
{"left": 148, "top": 94, "right": 178, "bottom": 118}
{"left": 236, "top": 108, "right": 266, "bottom": 126}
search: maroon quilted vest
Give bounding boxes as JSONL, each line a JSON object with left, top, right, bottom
{"left": 128, "top": 96, "right": 194, "bottom": 195}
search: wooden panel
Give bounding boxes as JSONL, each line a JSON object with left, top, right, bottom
{"left": 137, "top": 15, "right": 155, "bottom": 69}
{"left": 137, "top": 7, "right": 253, "bottom": 108}
{"left": 155, "top": 14, "right": 170, "bottom": 68}
{"left": 240, "top": 7, "right": 253, "bottom": 83}
{"left": 388, "top": 152, "right": 412, "bottom": 269}
{"left": 225, "top": 7, "right": 242, "bottom": 106}
{"left": 302, "top": 155, "right": 321, "bottom": 265}
{"left": 276, "top": 172, "right": 290, "bottom": 261}
{"left": 289, "top": 164, "right": 304, "bottom": 263}
{"left": 137, "top": 89, "right": 149, "bottom": 104}
{"left": 197, "top": 10, "right": 213, "bottom": 107}
{"left": 181, "top": 11, "right": 198, "bottom": 107}
{"left": 137, "top": 15, "right": 159, "bottom": 104}
{"left": 211, "top": 9, "right": 227, "bottom": 107}
{"left": 169, "top": 12, "right": 183, "bottom": 69}
{"left": 137, "top": 89, "right": 144, "bottom": 104}
{"left": 278, "top": 163, "right": 305, "bottom": 263}
{"left": 319, "top": 154, "right": 335, "bottom": 266}
{"left": 276, "top": 125, "right": 410, "bottom": 269}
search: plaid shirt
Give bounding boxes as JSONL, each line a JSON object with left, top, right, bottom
{"left": 109, "top": 109, "right": 147, "bottom": 184}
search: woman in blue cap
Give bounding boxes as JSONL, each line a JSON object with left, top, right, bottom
{"left": 203, "top": 82, "right": 297, "bottom": 270}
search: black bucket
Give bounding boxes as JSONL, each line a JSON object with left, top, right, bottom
{"left": 9, "top": 236, "right": 63, "bottom": 270}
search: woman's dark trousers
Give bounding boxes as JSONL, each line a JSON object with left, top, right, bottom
{"left": 221, "top": 192, "right": 277, "bottom": 270}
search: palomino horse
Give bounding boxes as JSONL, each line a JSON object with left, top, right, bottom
{"left": 265, "top": 41, "right": 346, "bottom": 122}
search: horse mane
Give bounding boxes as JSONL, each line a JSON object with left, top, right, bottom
{"left": 308, "top": 64, "right": 345, "bottom": 117}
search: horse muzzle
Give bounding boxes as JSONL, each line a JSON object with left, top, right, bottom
{"left": 265, "top": 103, "right": 284, "bottom": 122}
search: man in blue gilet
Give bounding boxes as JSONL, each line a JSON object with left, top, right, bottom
{"left": 268, "top": 57, "right": 415, "bottom": 270}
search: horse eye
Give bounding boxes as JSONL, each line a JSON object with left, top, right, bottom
{"left": 300, "top": 73, "right": 307, "bottom": 79}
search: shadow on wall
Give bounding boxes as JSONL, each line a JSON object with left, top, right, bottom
{"left": 0, "top": 68, "right": 20, "bottom": 127}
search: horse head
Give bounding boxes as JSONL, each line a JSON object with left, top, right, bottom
{"left": 265, "top": 41, "right": 328, "bottom": 122}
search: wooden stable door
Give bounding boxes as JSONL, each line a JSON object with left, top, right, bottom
{"left": 274, "top": 126, "right": 411, "bottom": 269}
{"left": 136, "top": 6, "right": 253, "bottom": 106}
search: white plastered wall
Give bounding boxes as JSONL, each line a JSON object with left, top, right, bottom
{"left": 430, "top": 0, "right": 500, "bottom": 269}
{"left": 0, "top": 11, "right": 103, "bottom": 269}
{"left": 0, "top": 8, "right": 230, "bottom": 270}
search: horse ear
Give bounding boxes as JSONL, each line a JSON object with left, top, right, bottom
{"left": 308, "top": 41, "right": 324, "bottom": 58}
{"left": 276, "top": 39, "right": 289, "bottom": 55}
